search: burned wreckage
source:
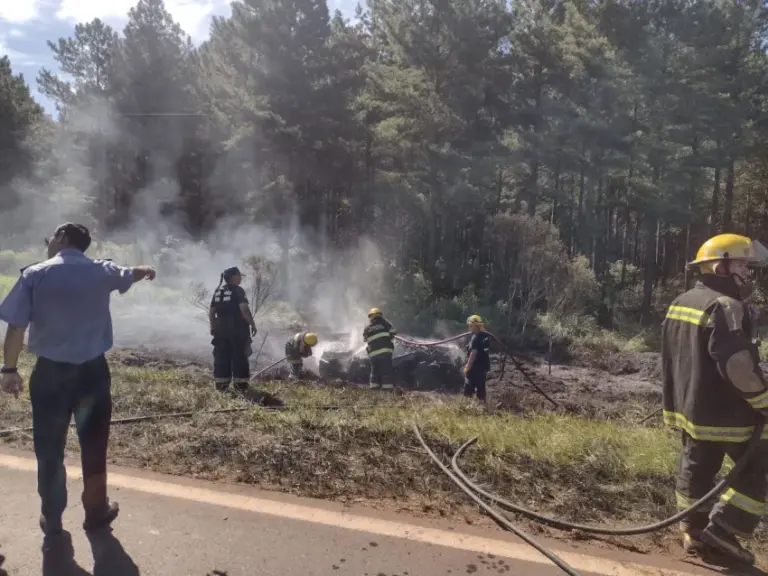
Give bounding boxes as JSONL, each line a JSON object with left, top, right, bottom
{"left": 318, "top": 334, "right": 466, "bottom": 392}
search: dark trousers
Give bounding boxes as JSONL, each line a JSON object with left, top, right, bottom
{"left": 212, "top": 335, "right": 250, "bottom": 391}
{"left": 287, "top": 360, "right": 303, "bottom": 378}
{"left": 30, "top": 355, "right": 112, "bottom": 527}
{"left": 464, "top": 368, "right": 488, "bottom": 401}
{"left": 369, "top": 354, "right": 394, "bottom": 388}
{"left": 676, "top": 432, "right": 768, "bottom": 537}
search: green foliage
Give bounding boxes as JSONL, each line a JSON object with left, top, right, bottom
{"left": 1, "top": 0, "right": 768, "bottom": 346}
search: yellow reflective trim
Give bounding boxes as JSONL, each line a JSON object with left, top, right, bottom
{"left": 746, "top": 389, "right": 768, "bottom": 410}
{"left": 720, "top": 488, "right": 766, "bottom": 516}
{"left": 369, "top": 348, "right": 393, "bottom": 357}
{"left": 676, "top": 491, "right": 698, "bottom": 510}
{"left": 662, "top": 410, "right": 760, "bottom": 442}
{"left": 366, "top": 332, "right": 391, "bottom": 343}
{"left": 665, "top": 305, "right": 711, "bottom": 326}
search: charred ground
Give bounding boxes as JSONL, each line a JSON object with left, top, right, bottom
{"left": 3, "top": 344, "right": 767, "bottom": 566}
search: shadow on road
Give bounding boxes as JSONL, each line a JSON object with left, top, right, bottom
{"left": 87, "top": 528, "right": 140, "bottom": 576}
{"left": 684, "top": 558, "right": 768, "bottom": 576}
{"left": 42, "top": 531, "right": 91, "bottom": 576}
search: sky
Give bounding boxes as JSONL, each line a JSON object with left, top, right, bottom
{"left": 0, "top": 0, "right": 358, "bottom": 115}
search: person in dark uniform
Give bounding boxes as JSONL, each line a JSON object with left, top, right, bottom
{"left": 663, "top": 233, "right": 768, "bottom": 564}
{"left": 284, "top": 331, "right": 318, "bottom": 379}
{"left": 209, "top": 267, "right": 257, "bottom": 392}
{"left": 363, "top": 308, "right": 397, "bottom": 389}
{"left": 464, "top": 314, "right": 491, "bottom": 406}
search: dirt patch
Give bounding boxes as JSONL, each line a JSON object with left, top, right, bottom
{"left": 488, "top": 352, "right": 661, "bottom": 420}
{"left": 106, "top": 347, "right": 209, "bottom": 373}
{"left": 10, "top": 345, "right": 766, "bottom": 566}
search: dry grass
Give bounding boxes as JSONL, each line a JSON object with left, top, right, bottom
{"left": 0, "top": 352, "right": 679, "bottom": 528}
{"left": 17, "top": 351, "right": 768, "bottom": 560}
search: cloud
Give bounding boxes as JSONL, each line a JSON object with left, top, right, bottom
{"left": 0, "top": 2, "right": 42, "bottom": 24}
{"left": 0, "top": 0, "right": 362, "bottom": 116}
{"left": 55, "top": 0, "right": 138, "bottom": 24}
{"left": 0, "top": 39, "right": 42, "bottom": 67}
{"left": 55, "top": 0, "right": 231, "bottom": 42}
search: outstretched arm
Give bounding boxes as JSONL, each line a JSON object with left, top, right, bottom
{"left": 104, "top": 261, "right": 155, "bottom": 294}
{"left": 132, "top": 265, "right": 156, "bottom": 282}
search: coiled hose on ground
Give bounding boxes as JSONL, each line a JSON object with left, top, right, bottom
{"left": 414, "top": 420, "right": 765, "bottom": 575}
{"left": 407, "top": 333, "right": 767, "bottom": 574}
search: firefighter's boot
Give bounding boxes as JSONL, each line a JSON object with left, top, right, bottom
{"left": 233, "top": 380, "right": 249, "bottom": 393}
{"left": 701, "top": 523, "right": 755, "bottom": 565}
{"left": 82, "top": 473, "right": 119, "bottom": 532}
{"left": 39, "top": 514, "right": 63, "bottom": 536}
{"left": 682, "top": 529, "right": 706, "bottom": 555}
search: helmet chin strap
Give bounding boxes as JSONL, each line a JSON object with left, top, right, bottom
{"left": 719, "top": 255, "right": 748, "bottom": 287}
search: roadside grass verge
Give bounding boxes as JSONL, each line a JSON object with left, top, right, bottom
{"left": 0, "top": 352, "right": 679, "bottom": 532}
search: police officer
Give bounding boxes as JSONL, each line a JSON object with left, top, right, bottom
{"left": 285, "top": 331, "right": 318, "bottom": 379}
{"left": 0, "top": 223, "right": 155, "bottom": 539}
{"left": 363, "top": 308, "right": 397, "bottom": 389}
{"left": 209, "top": 266, "right": 257, "bottom": 392}
{"left": 662, "top": 233, "right": 768, "bottom": 564}
{"left": 464, "top": 315, "right": 491, "bottom": 405}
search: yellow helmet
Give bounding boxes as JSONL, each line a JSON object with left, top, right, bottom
{"left": 467, "top": 314, "right": 484, "bottom": 325}
{"left": 368, "top": 307, "right": 382, "bottom": 318}
{"left": 303, "top": 332, "right": 318, "bottom": 347}
{"left": 688, "top": 234, "right": 768, "bottom": 273}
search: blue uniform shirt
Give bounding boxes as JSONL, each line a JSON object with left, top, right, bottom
{"left": 0, "top": 249, "right": 136, "bottom": 364}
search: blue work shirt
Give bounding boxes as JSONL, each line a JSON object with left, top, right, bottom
{"left": 0, "top": 249, "right": 136, "bottom": 364}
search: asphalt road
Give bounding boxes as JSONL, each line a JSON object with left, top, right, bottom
{"left": 0, "top": 447, "right": 725, "bottom": 576}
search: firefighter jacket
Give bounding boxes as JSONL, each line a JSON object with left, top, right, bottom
{"left": 662, "top": 275, "right": 768, "bottom": 443}
{"left": 285, "top": 333, "right": 313, "bottom": 362}
{"left": 210, "top": 283, "right": 250, "bottom": 341}
{"left": 363, "top": 317, "right": 397, "bottom": 358}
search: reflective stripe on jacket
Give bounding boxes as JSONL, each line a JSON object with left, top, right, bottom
{"left": 662, "top": 275, "right": 768, "bottom": 442}
{"left": 285, "top": 332, "right": 312, "bottom": 362}
{"left": 363, "top": 318, "right": 396, "bottom": 357}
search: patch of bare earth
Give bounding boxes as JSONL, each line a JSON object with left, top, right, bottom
{"left": 3, "top": 347, "right": 768, "bottom": 567}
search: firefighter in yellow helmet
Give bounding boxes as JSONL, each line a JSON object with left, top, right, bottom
{"left": 464, "top": 315, "right": 491, "bottom": 404}
{"left": 285, "top": 331, "right": 318, "bottom": 379}
{"left": 662, "top": 234, "right": 768, "bottom": 564}
{"left": 363, "top": 308, "right": 397, "bottom": 389}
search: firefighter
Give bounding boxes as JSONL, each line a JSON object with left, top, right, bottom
{"left": 464, "top": 314, "right": 491, "bottom": 405}
{"left": 363, "top": 308, "right": 397, "bottom": 389}
{"left": 209, "top": 266, "right": 257, "bottom": 392}
{"left": 662, "top": 233, "right": 768, "bottom": 565}
{"left": 285, "top": 331, "right": 318, "bottom": 379}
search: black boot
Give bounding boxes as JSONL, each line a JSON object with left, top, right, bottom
{"left": 39, "top": 514, "right": 63, "bottom": 537}
{"left": 83, "top": 501, "right": 119, "bottom": 533}
{"left": 82, "top": 473, "right": 119, "bottom": 532}
{"left": 701, "top": 523, "right": 755, "bottom": 565}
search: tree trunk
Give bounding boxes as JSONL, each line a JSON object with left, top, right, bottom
{"left": 723, "top": 158, "right": 736, "bottom": 232}
{"left": 640, "top": 214, "right": 657, "bottom": 324}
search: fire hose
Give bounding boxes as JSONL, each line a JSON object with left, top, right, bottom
{"left": 414, "top": 419, "right": 766, "bottom": 575}
{"left": 395, "top": 331, "right": 559, "bottom": 408}
{"left": 250, "top": 355, "right": 289, "bottom": 380}
{"left": 0, "top": 403, "right": 399, "bottom": 438}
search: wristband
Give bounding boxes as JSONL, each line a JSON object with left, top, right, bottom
{"left": 1, "top": 366, "right": 18, "bottom": 374}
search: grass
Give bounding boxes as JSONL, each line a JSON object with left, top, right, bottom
{"left": 0, "top": 274, "right": 17, "bottom": 299}
{"left": 14, "top": 349, "right": 768, "bottom": 562}
{"left": 0, "top": 350, "right": 679, "bottom": 532}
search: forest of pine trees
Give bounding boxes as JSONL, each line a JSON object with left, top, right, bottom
{"left": 2, "top": 0, "right": 768, "bottom": 340}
